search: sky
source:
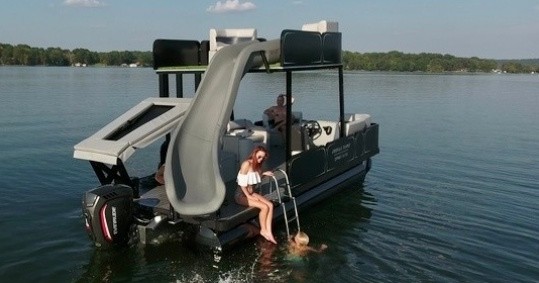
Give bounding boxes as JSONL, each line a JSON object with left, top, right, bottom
{"left": 1, "top": 0, "right": 538, "bottom": 59}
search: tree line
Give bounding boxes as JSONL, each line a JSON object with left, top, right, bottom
{"left": 343, "top": 51, "right": 539, "bottom": 73}
{"left": 0, "top": 43, "right": 152, "bottom": 67}
{"left": 1, "top": 42, "right": 537, "bottom": 73}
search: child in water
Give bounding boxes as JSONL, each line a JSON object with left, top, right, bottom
{"left": 288, "top": 231, "right": 327, "bottom": 257}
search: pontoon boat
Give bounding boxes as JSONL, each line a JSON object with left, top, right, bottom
{"left": 74, "top": 21, "right": 379, "bottom": 249}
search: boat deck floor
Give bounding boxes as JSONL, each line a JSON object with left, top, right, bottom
{"left": 133, "top": 143, "right": 292, "bottom": 231}
{"left": 134, "top": 177, "right": 287, "bottom": 231}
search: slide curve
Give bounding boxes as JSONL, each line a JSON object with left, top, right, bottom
{"left": 164, "top": 39, "right": 281, "bottom": 216}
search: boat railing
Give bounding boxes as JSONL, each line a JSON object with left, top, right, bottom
{"left": 268, "top": 169, "right": 300, "bottom": 237}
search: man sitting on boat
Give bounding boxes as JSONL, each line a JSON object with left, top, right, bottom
{"left": 263, "top": 94, "right": 285, "bottom": 127}
{"left": 262, "top": 94, "right": 295, "bottom": 138}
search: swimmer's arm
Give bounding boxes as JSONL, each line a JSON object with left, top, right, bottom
{"left": 307, "top": 244, "right": 328, "bottom": 253}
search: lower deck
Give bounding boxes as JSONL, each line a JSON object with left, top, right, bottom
{"left": 134, "top": 158, "right": 369, "bottom": 234}
{"left": 134, "top": 140, "right": 290, "bottom": 231}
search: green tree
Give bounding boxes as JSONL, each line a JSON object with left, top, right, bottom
{"left": 45, "top": 47, "right": 69, "bottom": 66}
{"left": 72, "top": 48, "right": 99, "bottom": 65}
{"left": 1, "top": 44, "right": 14, "bottom": 65}
{"left": 12, "top": 44, "right": 32, "bottom": 65}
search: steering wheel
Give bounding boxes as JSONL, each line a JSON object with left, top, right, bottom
{"left": 304, "top": 120, "right": 323, "bottom": 140}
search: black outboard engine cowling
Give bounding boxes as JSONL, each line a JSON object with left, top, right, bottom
{"left": 82, "top": 184, "right": 133, "bottom": 247}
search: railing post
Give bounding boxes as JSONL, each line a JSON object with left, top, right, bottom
{"left": 286, "top": 71, "right": 292, "bottom": 173}
{"left": 339, "top": 66, "right": 345, "bottom": 138}
{"left": 175, "top": 74, "right": 183, "bottom": 98}
{"left": 158, "top": 74, "right": 169, "bottom": 98}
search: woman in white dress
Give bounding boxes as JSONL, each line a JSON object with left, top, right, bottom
{"left": 235, "top": 146, "right": 276, "bottom": 244}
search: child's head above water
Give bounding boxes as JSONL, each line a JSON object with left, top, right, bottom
{"left": 294, "top": 231, "right": 309, "bottom": 246}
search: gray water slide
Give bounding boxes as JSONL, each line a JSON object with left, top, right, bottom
{"left": 164, "top": 39, "right": 281, "bottom": 216}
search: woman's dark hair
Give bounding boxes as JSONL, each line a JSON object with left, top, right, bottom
{"left": 248, "top": 145, "right": 269, "bottom": 172}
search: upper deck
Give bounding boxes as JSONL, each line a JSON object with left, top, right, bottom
{"left": 152, "top": 28, "right": 343, "bottom": 97}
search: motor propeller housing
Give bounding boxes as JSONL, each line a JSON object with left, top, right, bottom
{"left": 82, "top": 184, "right": 133, "bottom": 247}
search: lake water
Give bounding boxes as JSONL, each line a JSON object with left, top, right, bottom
{"left": 0, "top": 67, "right": 538, "bottom": 282}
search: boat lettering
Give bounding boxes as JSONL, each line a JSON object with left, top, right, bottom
{"left": 111, "top": 206, "right": 118, "bottom": 235}
{"left": 331, "top": 143, "right": 351, "bottom": 161}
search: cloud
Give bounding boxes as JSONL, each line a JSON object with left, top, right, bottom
{"left": 63, "top": 0, "right": 106, "bottom": 7}
{"left": 207, "top": 0, "right": 256, "bottom": 13}
{"left": 291, "top": 1, "right": 303, "bottom": 5}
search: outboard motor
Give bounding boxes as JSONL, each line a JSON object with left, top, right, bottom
{"left": 82, "top": 184, "right": 133, "bottom": 247}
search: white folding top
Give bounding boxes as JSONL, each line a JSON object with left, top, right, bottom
{"left": 301, "top": 20, "right": 339, "bottom": 33}
{"left": 73, "top": 97, "right": 191, "bottom": 165}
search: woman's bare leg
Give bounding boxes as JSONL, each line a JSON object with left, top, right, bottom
{"left": 241, "top": 197, "right": 274, "bottom": 243}
{"left": 253, "top": 194, "right": 277, "bottom": 243}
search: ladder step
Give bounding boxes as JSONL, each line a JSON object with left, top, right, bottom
{"left": 273, "top": 197, "right": 292, "bottom": 207}
{"left": 281, "top": 196, "right": 292, "bottom": 202}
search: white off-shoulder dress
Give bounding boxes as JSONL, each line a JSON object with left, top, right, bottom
{"left": 235, "top": 171, "right": 261, "bottom": 201}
